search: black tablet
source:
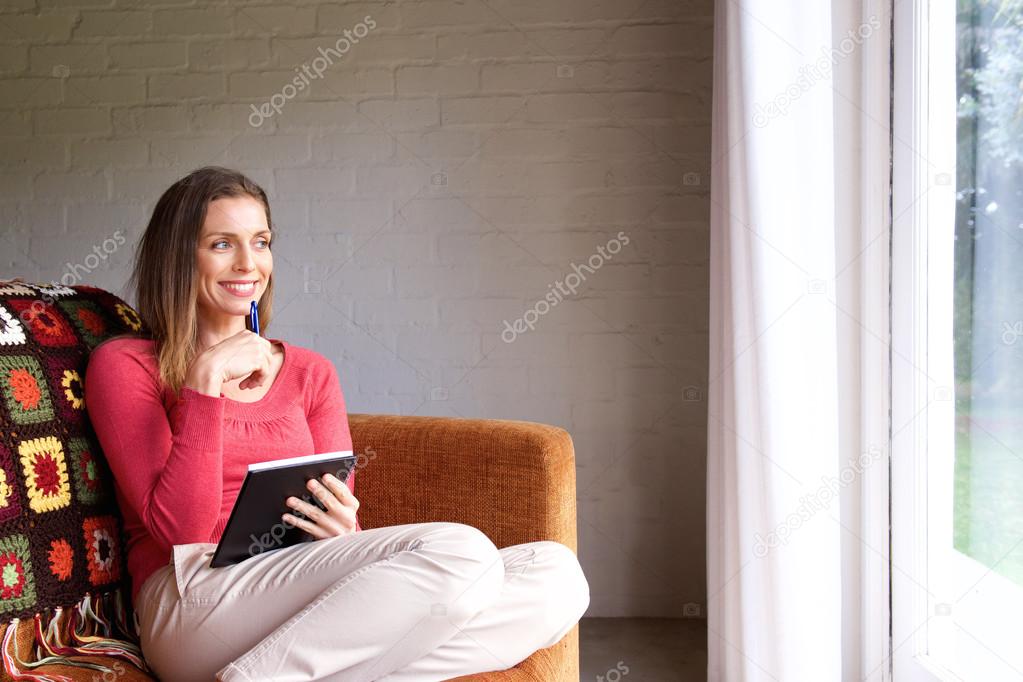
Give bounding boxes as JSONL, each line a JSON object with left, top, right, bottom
{"left": 209, "top": 450, "right": 358, "bottom": 568}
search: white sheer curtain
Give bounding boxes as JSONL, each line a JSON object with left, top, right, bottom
{"left": 707, "top": 1, "right": 891, "bottom": 680}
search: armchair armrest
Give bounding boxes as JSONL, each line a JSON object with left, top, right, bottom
{"left": 348, "top": 414, "right": 578, "bottom": 552}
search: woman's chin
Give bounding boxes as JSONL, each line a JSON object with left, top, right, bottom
{"left": 197, "top": 300, "right": 251, "bottom": 321}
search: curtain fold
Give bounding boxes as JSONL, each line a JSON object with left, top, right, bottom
{"left": 707, "top": 1, "right": 891, "bottom": 679}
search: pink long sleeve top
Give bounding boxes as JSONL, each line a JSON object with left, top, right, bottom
{"left": 83, "top": 336, "right": 360, "bottom": 603}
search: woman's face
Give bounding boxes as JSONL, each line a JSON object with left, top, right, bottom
{"left": 194, "top": 195, "right": 272, "bottom": 324}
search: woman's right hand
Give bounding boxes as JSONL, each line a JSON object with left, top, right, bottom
{"left": 184, "top": 330, "right": 275, "bottom": 396}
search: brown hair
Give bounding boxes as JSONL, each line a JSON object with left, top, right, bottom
{"left": 127, "top": 166, "right": 275, "bottom": 395}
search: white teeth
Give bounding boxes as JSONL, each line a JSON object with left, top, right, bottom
{"left": 223, "top": 282, "right": 256, "bottom": 292}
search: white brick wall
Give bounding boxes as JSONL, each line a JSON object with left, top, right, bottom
{"left": 0, "top": 0, "right": 712, "bottom": 619}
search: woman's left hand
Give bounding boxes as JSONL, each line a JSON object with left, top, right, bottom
{"left": 281, "top": 473, "right": 360, "bottom": 540}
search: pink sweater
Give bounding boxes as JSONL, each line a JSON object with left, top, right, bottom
{"left": 84, "top": 336, "right": 360, "bottom": 603}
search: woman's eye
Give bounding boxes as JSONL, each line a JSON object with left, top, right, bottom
{"left": 211, "top": 239, "right": 270, "bottom": 250}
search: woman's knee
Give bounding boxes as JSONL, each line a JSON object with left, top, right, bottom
{"left": 418, "top": 522, "right": 504, "bottom": 621}
{"left": 417, "top": 521, "right": 500, "bottom": 563}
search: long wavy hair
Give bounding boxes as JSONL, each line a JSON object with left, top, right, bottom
{"left": 127, "top": 166, "right": 276, "bottom": 395}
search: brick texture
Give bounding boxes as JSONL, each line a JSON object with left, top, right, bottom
{"left": 0, "top": 0, "right": 713, "bottom": 619}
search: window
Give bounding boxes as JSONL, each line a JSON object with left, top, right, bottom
{"left": 953, "top": 0, "right": 1023, "bottom": 589}
{"left": 892, "top": 0, "right": 1023, "bottom": 679}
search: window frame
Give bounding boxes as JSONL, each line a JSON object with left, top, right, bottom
{"left": 890, "top": 0, "right": 955, "bottom": 676}
{"left": 887, "top": 0, "right": 1023, "bottom": 678}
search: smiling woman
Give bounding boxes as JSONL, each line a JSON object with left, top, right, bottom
{"left": 125, "top": 167, "right": 277, "bottom": 396}
{"left": 81, "top": 166, "right": 590, "bottom": 682}
{"left": 191, "top": 193, "right": 282, "bottom": 401}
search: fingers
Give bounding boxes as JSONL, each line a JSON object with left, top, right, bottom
{"left": 238, "top": 346, "right": 271, "bottom": 390}
{"left": 283, "top": 495, "right": 338, "bottom": 540}
{"left": 211, "top": 332, "right": 272, "bottom": 389}
{"left": 319, "top": 472, "right": 359, "bottom": 510}
{"left": 286, "top": 478, "right": 358, "bottom": 519}
{"left": 281, "top": 510, "right": 323, "bottom": 539}
{"left": 306, "top": 475, "right": 359, "bottom": 516}
{"left": 305, "top": 476, "right": 340, "bottom": 511}
{"left": 281, "top": 474, "right": 359, "bottom": 539}
{"left": 240, "top": 367, "right": 265, "bottom": 390}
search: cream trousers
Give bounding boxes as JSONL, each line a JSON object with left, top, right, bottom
{"left": 133, "top": 521, "right": 590, "bottom": 681}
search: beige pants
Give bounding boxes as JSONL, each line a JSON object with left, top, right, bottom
{"left": 133, "top": 521, "right": 589, "bottom": 682}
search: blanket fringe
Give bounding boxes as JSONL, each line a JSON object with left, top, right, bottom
{"left": 1, "top": 588, "right": 150, "bottom": 680}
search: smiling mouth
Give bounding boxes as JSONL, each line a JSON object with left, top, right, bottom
{"left": 220, "top": 281, "right": 258, "bottom": 296}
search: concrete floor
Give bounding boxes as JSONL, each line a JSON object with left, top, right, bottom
{"left": 579, "top": 618, "right": 707, "bottom": 681}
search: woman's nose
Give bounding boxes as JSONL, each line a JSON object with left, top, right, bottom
{"left": 234, "top": 245, "right": 255, "bottom": 271}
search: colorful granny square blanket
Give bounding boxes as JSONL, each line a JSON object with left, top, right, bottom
{"left": 0, "top": 279, "right": 150, "bottom": 679}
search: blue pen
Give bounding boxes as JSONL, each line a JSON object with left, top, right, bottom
{"left": 247, "top": 300, "right": 260, "bottom": 335}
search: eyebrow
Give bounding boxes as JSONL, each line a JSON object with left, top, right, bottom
{"left": 204, "top": 230, "right": 272, "bottom": 238}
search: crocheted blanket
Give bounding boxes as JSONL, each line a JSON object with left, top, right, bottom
{"left": 0, "top": 279, "right": 149, "bottom": 680}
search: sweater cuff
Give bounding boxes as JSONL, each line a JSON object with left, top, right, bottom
{"left": 170, "top": 386, "right": 226, "bottom": 451}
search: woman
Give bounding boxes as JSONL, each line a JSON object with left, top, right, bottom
{"left": 84, "top": 166, "right": 590, "bottom": 682}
